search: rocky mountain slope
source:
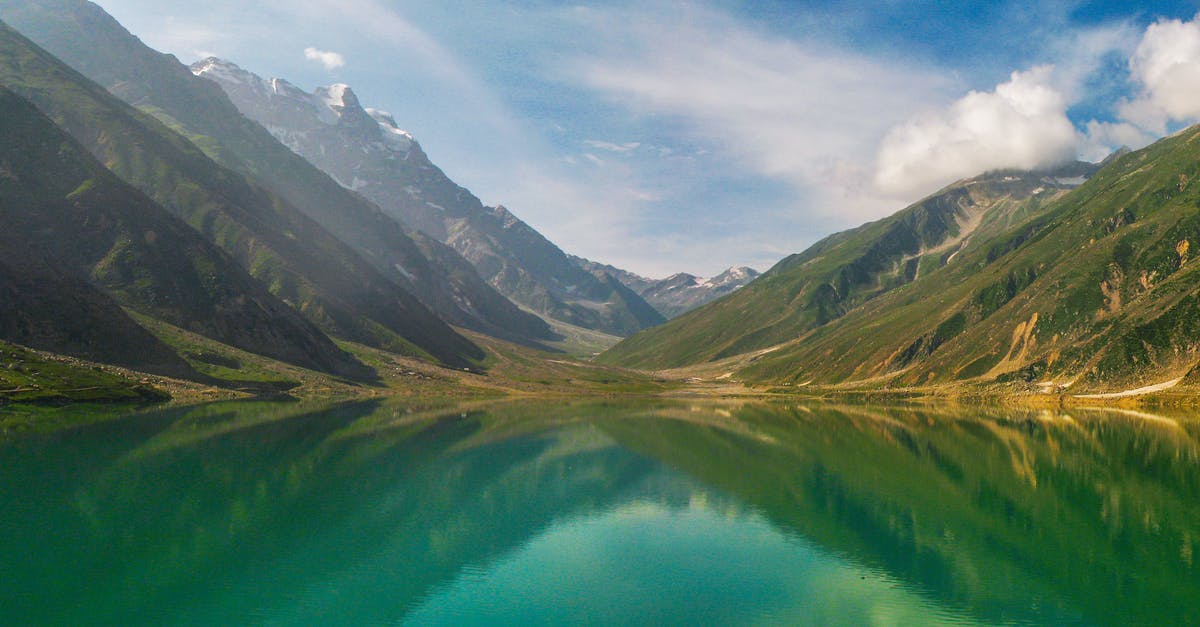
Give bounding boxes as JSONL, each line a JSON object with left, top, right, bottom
{"left": 571, "top": 257, "right": 759, "bottom": 318}
{"left": 189, "top": 57, "right": 664, "bottom": 337}
{"left": 0, "top": 0, "right": 551, "bottom": 347}
{"left": 600, "top": 161, "right": 1107, "bottom": 378}
{"left": 0, "top": 17, "right": 485, "bottom": 368}
{"left": 0, "top": 86, "right": 369, "bottom": 379}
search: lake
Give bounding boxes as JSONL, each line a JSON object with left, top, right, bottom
{"left": 0, "top": 399, "right": 1197, "bottom": 625}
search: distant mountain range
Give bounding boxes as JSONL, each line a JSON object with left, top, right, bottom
{"left": 188, "top": 57, "right": 665, "bottom": 337}
{"left": 9, "top": 0, "right": 1200, "bottom": 401}
{"left": 570, "top": 257, "right": 759, "bottom": 319}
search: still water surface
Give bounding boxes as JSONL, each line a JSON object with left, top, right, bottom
{"left": 0, "top": 400, "right": 1197, "bottom": 625}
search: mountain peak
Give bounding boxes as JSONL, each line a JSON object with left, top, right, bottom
{"left": 711, "top": 266, "right": 760, "bottom": 283}
{"left": 366, "top": 108, "right": 414, "bottom": 151}
{"left": 191, "top": 56, "right": 254, "bottom": 85}
{"left": 192, "top": 59, "right": 415, "bottom": 150}
{"left": 315, "top": 82, "right": 360, "bottom": 113}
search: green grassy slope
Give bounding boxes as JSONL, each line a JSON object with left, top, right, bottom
{"left": 605, "top": 125, "right": 1200, "bottom": 393}
{"left": 186, "top": 55, "right": 662, "bottom": 337}
{"left": 601, "top": 165, "right": 1094, "bottom": 370}
{"left": 0, "top": 227, "right": 192, "bottom": 378}
{"left": 0, "top": 20, "right": 482, "bottom": 369}
{"left": 731, "top": 127, "right": 1200, "bottom": 391}
{"left": 0, "top": 341, "right": 167, "bottom": 404}
{"left": 0, "top": 86, "right": 370, "bottom": 379}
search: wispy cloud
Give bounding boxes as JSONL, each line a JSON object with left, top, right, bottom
{"left": 584, "top": 140, "right": 641, "bottom": 153}
{"left": 566, "top": 4, "right": 954, "bottom": 219}
{"left": 303, "top": 47, "right": 345, "bottom": 70}
{"left": 88, "top": 0, "right": 1189, "bottom": 277}
{"left": 274, "top": 0, "right": 491, "bottom": 106}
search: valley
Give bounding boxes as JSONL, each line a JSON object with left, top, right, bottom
{"left": 4, "top": 4, "right": 1200, "bottom": 622}
{"left": 2, "top": 1, "right": 1200, "bottom": 413}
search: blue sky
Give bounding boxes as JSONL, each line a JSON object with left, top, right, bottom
{"left": 94, "top": 0, "right": 1200, "bottom": 276}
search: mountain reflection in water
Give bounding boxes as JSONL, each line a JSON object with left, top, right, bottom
{"left": 0, "top": 400, "right": 1196, "bottom": 625}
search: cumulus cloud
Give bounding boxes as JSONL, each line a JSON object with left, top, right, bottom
{"left": 874, "top": 67, "right": 1079, "bottom": 198}
{"left": 304, "top": 46, "right": 345, "bottom": 69}
{"left": 1118, "top": 14, "right": 1200, "bottom": 133}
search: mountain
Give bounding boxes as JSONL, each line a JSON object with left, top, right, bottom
{"left": 0, "top": 0, "right": 554, "bottom": 348}
{"left": 0, "top": 17, "right": 486, "bottom": 368}
{"left": 571, "top": 257, "right": 760, "bottom": 318}
{"left": 600, "top": 161, "right": 1113, "bottom": 378}
{"left": 0, "top": 85, "right": 374, "bottom": 379}
{"left": 717, "top": 137, "right": 1200, "bottom": 393}
{"left": 0, "top": 227, "right": 191, "bottom": 379}
{"left": 188, "top": 57, "right": 665, "bottom": 337}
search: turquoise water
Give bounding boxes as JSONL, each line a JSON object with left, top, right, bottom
{"left": 1, "top": 400, "right": 1198, "bottom": 625}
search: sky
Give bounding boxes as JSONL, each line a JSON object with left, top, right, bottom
{"left": 92, "top": 0, "right": 1200, "bottom": 277}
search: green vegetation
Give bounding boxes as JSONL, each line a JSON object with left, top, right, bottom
{"left": 0, "top": 0, "right": 560, "bottom": 347}
{"left": 0, "top": 17, "right": 482, "bottom": 369}
{"left": 601, "top": 165, "right": 1090, "bottom": 370}
{"left": 0, "top": 341, "right": 165, "bottom": 405}
{"left": 602, "top": 130, "right": 1200, "bottom": 396}
{"left": 0, "top": 86, "right": 369, "bottom": 380}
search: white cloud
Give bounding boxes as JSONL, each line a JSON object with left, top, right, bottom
{"left": 584, "top": 140, "right": 641, "bottom": 153}
{"left": 569, "top": 5, "right": 953, "bottom": 220}
{"left": 1046, "top": 22, "right": 1140, "bottom": 102}
{"left": 1079, "top": 120, "right": 1156, "bottom": 161}
{"left": 874, "top": 67, "right": 1079, "bottom": 198}
{"left": 1119, "top": 14, "right": 1200, "bottom": 133}
{"left": 303, "top": 46, "right": 345, "bottom": 70}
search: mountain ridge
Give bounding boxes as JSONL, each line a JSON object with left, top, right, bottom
{"left": 0, "top": 0, "right": 554, "bottom": 348}
{"left": 600, "top": 161, "right": 1104, "bottom": 373}
{"left": 190, "top": 56, "right": 665, "bottom": 337}
{"left": 570, "top": 256, "right": 760, "bottom": 318}
{"left": 0, "top": 83, "right": 371, "bottom": 379}
{"left": 603, "top": 131, "right": 1200, "bottom": 396}
{"left": 0, "top": 12, "right": 487, "bottom": 368}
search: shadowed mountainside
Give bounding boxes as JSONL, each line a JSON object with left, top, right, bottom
{"left": 0, "top": 17, "right": 482, "bottom": 368}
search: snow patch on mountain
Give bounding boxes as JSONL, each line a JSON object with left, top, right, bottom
{"left": 192, "top": 58, "right": 415, "bottom": 157}
{"left": 570, "top": 256, "right": 760, "bottom": 318}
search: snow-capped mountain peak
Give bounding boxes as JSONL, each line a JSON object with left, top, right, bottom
{"left": 366, "top": 108, "right": 414, "bottom": 151}
{"left": 192, "top": 57, "right": 257, "bottom": 87}
{"left": 314, "top": 83, "right": 358, "bottom": 115}
{"left": 191, "top": 58, "right": 416, "bottom": 154}
{"left": 570, "top": 258, "right": 760, "bottom": 318}
{"left": 709, "top": 266, "right": 759, "bottom": 287}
